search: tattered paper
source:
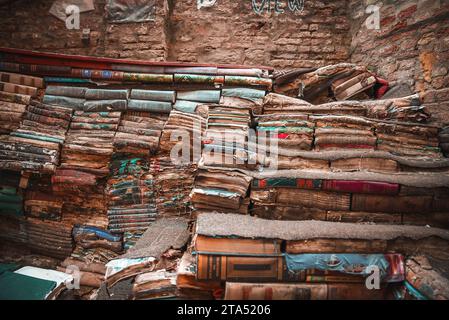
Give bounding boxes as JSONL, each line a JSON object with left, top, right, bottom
{"left": 105, "top": 0, "right": 156, "bottom": 23}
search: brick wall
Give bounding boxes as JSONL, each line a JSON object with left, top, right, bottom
{"left": 168, "top": 0, "right": 351, "bottom": 67}
{"left": 349, "top": 0, "right": 449, "bottom": 126}
{"left": 0, "top": 0, "right": 351, "bottom": 68}
{"left": 0, "top": 0, "right": 169, "bottom": 60}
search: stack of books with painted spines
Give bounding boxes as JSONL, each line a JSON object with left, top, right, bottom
{"left": 202, "top": 105, "right": 253, "bottom": 169}
{"left": 0, "top": 99, "right": 72, "bottom": 174}
{"left": 151, "top": 156, "right": 196, "bottom": 217}
{"left": 0, "top": 72, "right": 43, "bottom": 134}
{"left": 60, "top": 109, "right": 118, "bottom": 177}
{"left": 43, "top": 85, "right": 86, "bottom": 110}
{"left": 190, "top": 168, "right": 252, "bottom": 216}
{"left": 250, "top": 170, "right": 449, "bottom": 227}
{"left": 114, "top": 111, "right": 167, "bottom": 156}
{"left": 193, "top": 213, "right": 449, "bottom": 300}
{"left": 262, "top": 93, "right": 430, "bottom": 123}
{"left": 374, "top": 120, "right": 441, "bottom": 158}
{"left": 158, "top": 109, "right": 206, "bottom": 160}
{"left": 106, "top": 157, "right": 157, "bottom": 234}
{"left": 312, "top": 115, "right": 377, "bottom": 152}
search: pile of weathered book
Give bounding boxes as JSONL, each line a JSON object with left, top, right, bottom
{"left": 0, "top": 48, "right": 448, "bottom": 300}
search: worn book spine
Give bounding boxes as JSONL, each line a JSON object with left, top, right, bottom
{"left": 85, "top": 89, "right": 129, "bottom": 100}
{"left": 322, "top": 180, "right": 399, "bottom": 195}
{"left": 224, "top": 282, "right": 328, "bottom": 300}
{"left": 195, "top": 235, "right": 281, "bottom": 255}
{"left": 225, "top": 76, "right": 272, "bottom": 89}
{"left": 43, "top": 95, "right": 85, "bottom": 109}
{"left": 252, "top": 178, "right": 322, "bottom": 189}
{"left": 176, "top": 90, "right": 221, "bottom": 103}
{"left": 83, "top": 100, "right": 127, "bottom": 112}
{"left": 128, "top": 99, "right": 172, "bottom": 113}
{"left": 174, "top": 74, "right": 224, "bottom": 85}
{"left": 0, "top": 62, "right": 71, "bottom": 75}
{"left": 351, "top": 194, "right": 433, "bottom": 214}
{"left": 286, "top": 238, "right": 388, "bottom": 254}
{"left": 123, "top": 72, "right": 173, "bottom": 83}
{"left": 71, "top": 69, "right": 124, "bottom": 81}
{"left": 130, "top": 89, "right": 176, "bottom": 102}
{"left": 0, "top": 71, "right": 44, "bottom": 88}
{"left": 0, "top": 81, "right": 37, "bottom": 97}
{"left": 0, "top": 91, "right": 31, "bottom": 105}
{"left": 196, "top": 254, "right": 285, "bottom": 282}
{"left": 45, "top": 85, "right": 87, "bottom": 98}
{"left": 222, "top": 88, "right": 266, "bottom": 101}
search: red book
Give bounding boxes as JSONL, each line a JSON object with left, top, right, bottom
{"left": 322, "top": 180, "right": 399, "bottom": 195}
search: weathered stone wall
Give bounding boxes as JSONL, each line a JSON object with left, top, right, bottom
{"left": 168, "top": 0, "right": 351, "bottom": 67}
{"left": 0, "top": 0, "right": 351, "bottom": 67}
{"left": 349, "top": 0, "right": 449, "bottom": 125}
{"left": 0, "top": 0, "right": 169, "bottom": 60}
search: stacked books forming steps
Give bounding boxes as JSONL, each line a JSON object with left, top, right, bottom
{"left": 190, "top": 213, "right": 449, "bottom": 300}
{"left": 202, "top": 105, "right": 253, "bottom": 169}
{"left": 0, "top": 100, "right": 72, "bottom": 174}
{"left": 151, "top": 157, "right": 197, "bottom": 217}
{"left": 263, "top": 93, "right": 429, "bottom": 122}
{"left": 106, "top": 158, "right": 157, "bottom": 234}
{"left": 190, "top": 169, "right": 252, "bottom": 216}
{"left": 0, "top": 72, "right": 43, "bottom": 134}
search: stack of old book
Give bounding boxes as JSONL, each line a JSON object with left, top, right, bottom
{"left": 262, "top": 93, "right": 430, "bottom": 123}
{"left": 219, "top": 88, "right": 266, "bottom": 115}
{"left": 51, "top": 168, "right": 106, "bottom": 218}
{"left": 23, "top": 173, "right": 60, "bottom": 222}
{"left": 0, "top": 170, "right": 23, "bottom": 216}
{"left": 190, "top": 169, "right": 252, "bottom": 216}
{"left": 250, "top": 169, "right": 449, "bottom": 227}
{"left": 202, "top": 105, "right": 253, "bottom": 169}
{"left": 151, "top": 156, "right": 196, "bottom": 217}
{"left": 128, "top": 89, "right": 174, "bottom": 113}
{"left": 55, "top": 225, "right": 123, "bottom": 298}
{"left": 43, "top": 85, "right": 86, "bottom": 110}
{"left": 273, "top": 64, "right": 379, "bottom": 103}
{"left": 374, "top": 120, "right": 441, "bottom": 158}
{"left": 312, "top": 115, "right": 377, "bottom": 151}
{"left": 193, "top": 213, "right": 449, "bottom": 300}
{"left": 0, "top": 100, "right": 72, "bottom": 174}
{"left": 60, "top": 110, "right": 119, "bottom": 177}
{"left": 174, "top": 90, "right": 220, "bottom": 114}
{"left": 84, "top": 89, "right": 128, "bottom": 112}
{"left": 106, "top": 157, "right": 157, "bottom": 234}
{"left": 24, "top": 217, "right": 74, "bottom": 260}
{"left": 100, "top": 218, "right": 189, "bottom": 299}
{"left": 114, "top": 111, "right": 167, "bottom": 156}
{"left": 159, "top": 110, "right": 206, "bottom": 162}
{"left": 256, "top": 113, "right": 315, "bottom": 170}
{"left": 0, "top": 72, "right": 43, "bottom": 134}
